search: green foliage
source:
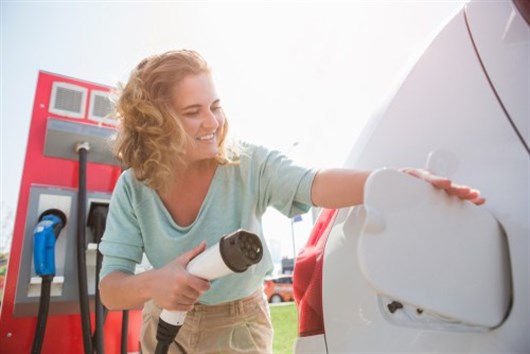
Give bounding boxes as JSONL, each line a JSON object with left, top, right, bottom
{"left": 0, "top": 252, "right": 8, "bottom": 275}
{"left": 270, "top": 302, "right": 298, "bottom": 354}
{"left": 0, "top": 252, "right": 7, "bottom": 304}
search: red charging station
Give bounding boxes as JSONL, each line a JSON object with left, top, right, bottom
{"left": 0, "top": 71, "right": 142, "bottom": 353}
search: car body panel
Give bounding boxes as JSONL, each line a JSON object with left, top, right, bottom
{"left": 294, "top": 0, "right": 529, "bottom": 352}
{"left": 293, "top": 333, "right": 327, "bottom": 354}
{"left": 358, "top": 169, "right": 511, "bottom": 329}
{"left": 465, "top": 0, "right": 530, "bottom": 151}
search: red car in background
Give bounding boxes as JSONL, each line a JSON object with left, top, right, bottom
{"left": 264, "top": 275, "right": 294, "bottom": 303}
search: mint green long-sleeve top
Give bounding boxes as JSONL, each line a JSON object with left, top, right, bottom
{"left": 99, "top": 142, "right": 317, "bottom": 305}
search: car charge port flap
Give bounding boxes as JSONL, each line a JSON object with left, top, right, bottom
{"left": 357, "top": 168, "right": 512, "bottom": 329}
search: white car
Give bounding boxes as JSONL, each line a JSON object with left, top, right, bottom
{"left": 293, "top": 0, "right": 529, "bottom": 353}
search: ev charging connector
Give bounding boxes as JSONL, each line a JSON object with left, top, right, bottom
{"left": 31, "top": 209, "right": 67, "bottom": 354}
{"left": 32, "top": 209, "right": 67, "bottom": 278}
{"left": 155, "top": 230, "right": 263, "bottom": 354}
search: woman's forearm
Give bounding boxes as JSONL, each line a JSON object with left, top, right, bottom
{"left": 99, "top": 244, "right": 211, "bottom": 312}
{"left": 311, "top": 168, "right": 485, "bottom": 209}
{"left": 99, "top": 270, "right": 155, "bottom": 310}
{"left": 311, "top": 169, "right": 371, "bottom": 209}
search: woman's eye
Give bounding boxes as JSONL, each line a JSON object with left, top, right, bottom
{"left": 183, "top": 111, "right": 199, "bottom": 117}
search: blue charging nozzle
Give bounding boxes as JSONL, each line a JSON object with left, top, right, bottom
{"left": 33, "top": 209, "right": 67, "bottom": 277}
{"left": 31, "top": 209, "right": 67, "bottom": 354}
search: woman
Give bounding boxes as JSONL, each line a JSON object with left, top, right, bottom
{"left": 99, "top": 49, "right": 484, "bottom": 353}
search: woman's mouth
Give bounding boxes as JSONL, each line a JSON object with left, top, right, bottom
{"left": 196, "top": 132, "right": 215, "bottom": 142}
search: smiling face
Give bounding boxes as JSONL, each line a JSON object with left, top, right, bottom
{"left": 172, "top": 73, "right": 226, "bottom": 164}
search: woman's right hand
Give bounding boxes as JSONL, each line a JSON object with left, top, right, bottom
{"left": 150, "top": 242, "right": 211, "bottom": 312}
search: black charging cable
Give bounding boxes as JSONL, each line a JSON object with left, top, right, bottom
{"left": 75, "top": 142, "right": 93, "bottom": 354}
{"left": 88, "top": 203, "right": 109, "bottom": 354}
{"left": 31, "top": 209, "right": 67, "bottom": 354}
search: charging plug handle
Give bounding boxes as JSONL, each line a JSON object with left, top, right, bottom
{"left": 155, "top": 230, "right": 263, "bottom": 354}
{"left": 33, "top": 209, "right": 67, "bottom": 277}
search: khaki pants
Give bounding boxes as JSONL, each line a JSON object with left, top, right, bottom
{"left": 140, "top": 290, "right": 274, "bottom": 354}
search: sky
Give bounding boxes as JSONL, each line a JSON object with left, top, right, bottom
{"left": 0, "top": 0, "right": 466, "bottom": 265}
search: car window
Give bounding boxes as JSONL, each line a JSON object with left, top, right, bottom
{"left": 271, "top": 276, "right": 293, "bottom": 284}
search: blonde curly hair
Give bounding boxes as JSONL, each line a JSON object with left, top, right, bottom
{"left": 113, "top": 50, "right": 231, "bottom": 195}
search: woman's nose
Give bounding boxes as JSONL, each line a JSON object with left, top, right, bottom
{"left": 203, "top": 110, "right": 220, "bottom": 129}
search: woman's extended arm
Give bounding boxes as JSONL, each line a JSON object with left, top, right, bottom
{"left": 311, "top": 168, "right": 485, "bottom": 209}
{"left": 99, "top": 243, "right": 211, "bottom": 311}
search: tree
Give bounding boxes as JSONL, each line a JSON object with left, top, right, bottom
{"left": 1, "top": 201, "right": 14, "bottom": 254}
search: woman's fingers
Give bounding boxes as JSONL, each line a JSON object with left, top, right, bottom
{"left": 401, "top": 168, "right": 485, "bottom": 205}
{"left": 442, "top": 182, "right": 486, "bottom": 205}
{"left": 152, "top": 250, "right": 212, "bottom": 311}
{"left": 167, "top": 273, "right": 210, "bottom": 310}
{"left": 158, "top": 279, "right": 208, "bottom": 311}
{"left": 448, "top": 183, "right": 474, "bottom": 198}
{"left": 180, "top": 277, "right": 211, "bottom": 302}
{"left": 470, "top": 192, "right": 486, "bottom": 205}
{"left": 164, "top": 301, "right": 195, "bottom": 312}
{"left": 177, "top": 242, "right": 207, "bottom": 267}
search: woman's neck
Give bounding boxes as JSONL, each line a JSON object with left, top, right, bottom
{"left": 159, "top": 158, "right": 218, "bottom": 227}
{"left": 181, "top": 158, "right": 217, "bottom": 178}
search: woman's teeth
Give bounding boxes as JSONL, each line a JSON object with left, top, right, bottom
{"left": 197, "top": 133, "right": 214, "bottom": 141}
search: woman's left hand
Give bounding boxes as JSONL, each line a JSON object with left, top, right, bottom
{"left": 401, "top": 168, "right": 486, "bottom": 205}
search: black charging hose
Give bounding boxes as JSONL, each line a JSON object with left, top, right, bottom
{"left": 87, "top": 204, "right": 130, "bottom": 354}
{"left": 154, "top": 321, "right": 181, "bottom": 354}
{"left": 93, "top": 254, "right": 106, "bottom": 354}
{"left": 88, "top": 204, "right": 109, "bottom": 354}
{"left": 31, "top": 275, "right": 53, "bottom": 354}
{"left": 121, "top": 310, "right": 129, "bottom": 354}
{"left": 76, "top": 142, "right": 93, "bottom": 354}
